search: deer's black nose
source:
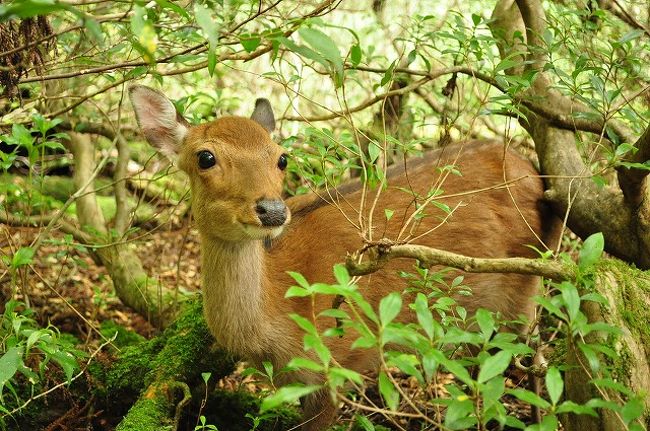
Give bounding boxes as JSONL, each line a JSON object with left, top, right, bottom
{"left": 255, "top": 199, "right": 287, "bottom": 227}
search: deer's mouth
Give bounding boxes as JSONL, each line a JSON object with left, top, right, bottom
{"left": 240, "top": 223, "right": 285, "bottom": 240}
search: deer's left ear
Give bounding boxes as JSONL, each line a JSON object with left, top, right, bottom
{"left": 250, "top": 98, "right": 275, "bottom": 133}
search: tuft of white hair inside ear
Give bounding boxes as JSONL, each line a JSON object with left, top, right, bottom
{"left": 128, "top": 85, "right": 189, "bottom": 161}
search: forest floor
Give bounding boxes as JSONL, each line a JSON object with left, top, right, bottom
{"left": 1, "top": 224, "right": 536, "bottom": 431}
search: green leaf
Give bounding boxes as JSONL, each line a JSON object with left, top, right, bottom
{"left": 194, "top": 5, "right": 219, "bottom": 76}
{"left": 414, "top": 293, "right": 434, "bottom": 339}
{"left": 539, "top": 414, "right": 558, "bottom": 431}
{"left": 355, "top": 415, "right": 375, "bottom": 431}
{"left": 380, "top": 60, "right": 396, "bottom": 86}
{"left": 299, "top": 27, "right": 343, "bottom": 82}
{"left": 422, "top": 350, "right": 438, "bottom": 382}
{"left": 477, "top": 351, "right": 512, "bottom": 383}
{"left": 475, "top": 308, "right": 494, "bottom": 340}
{"left": 12, "top": 247, "right": 34, "bottom": 269}
{"left": 621, "top": 397, "right": 643, "bottom": 424}
{"left": 556, "top": 400, "right": 597, "bottom": 416}
{"left": 240, "top": 33, "right": 261, "bottom": 53}
{"left": 494, "top": 59, "right": 520, "bottom": 73}
{"left": 559, "top": 282, "right": 580, "bottom": 321}
{"left": 286, "top": 357, "right": 323, "bottom": 372}
{"left": 368, "top": 141, "right": 381, "bottom": 163}
{"left": 545, "top": 366, "right": 563, "bottom": 405}
{"left": 507, "top": 388, "right": 551, "bottom": 409}
{"left": 260, "top": 384, "right": 321, "bottom": 412}
{"left": 617, "top": 29, "right": 644, "bottom": 44}
{"left": 444, "top": 394, "right": 475, "bottom": 429}
{"left": 384, "top": 208, "right": 394, "bottom": 221}
{"left": 350, "top": 44, "right": 362, "bottom": 66}
{"left": 333, "top": 264, "right": 350, "bottom": 286}
{"left": 0, "top": 0, "right": 74, "bottom": 19}
{"left": 0, "top": 347, "right": 22, "bottom": 397}
{"left": 578, "top": 232, "right": 604, "bottom": 269}
{"left": 329, "top": 367, "right": 363, "bottom": 385}
{"left": 535, "top": 296, "right": 567, "bottom": 320}
{"left": 285, "top": 286, "right": 311, "bottom": 298}
{"left": 288, "top": 271, "right": 310, "bottom": 289}
{"left": 432, "top": 350, "right": 473, "bottom": 386}
{"left": 155, "top": 0, "right": 190, "bottom": 19}
{"left": 388, "top": 353, "right": 424, "bottom": 384}
{"left": 379, "top": 292, "right": 402, "bottom": 327}
{"left": 131, "top": 6, "right": 157, "bottom": 61}
{"left": 378, "top": 371, "right": 399, "bottom": 410}
{"left": 51, "top": 351, "right": 78, "bottom": 383}
{"left": 290, "top": 314, "right": 317, "bottom": 336}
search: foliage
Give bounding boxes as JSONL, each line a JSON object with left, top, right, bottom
{"left": 252, "top": 250, "right": 646, "bottom": 430}
{"left": 0, "top": 300, "right": 84, "bottom": 417}
{"left": 0, "top": 0, "right": 648, "bottom": 429}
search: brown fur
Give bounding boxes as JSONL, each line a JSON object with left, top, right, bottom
{"left": 129, "top": 87, "right": 560, "bottom": 431}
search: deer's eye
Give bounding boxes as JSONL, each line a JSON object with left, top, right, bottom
{"left": 278, "top": 154, "right": 288, "bottom": 171}
{"left": 197, "top": 150, "right": 216, "bottom": 169}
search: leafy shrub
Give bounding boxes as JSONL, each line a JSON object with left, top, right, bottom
{"left": 0, "top": 301, "right": 85, "bottom": 416}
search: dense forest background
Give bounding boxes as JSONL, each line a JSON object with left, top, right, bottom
{"left": 0, "top": 0, "right": 649, "bottom": 430}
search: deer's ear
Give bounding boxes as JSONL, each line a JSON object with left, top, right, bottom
{"left": 250, "top": 98, "right": 275, "bottom": 133}
{"left": 128, "top": 85, "right": 190, "bottom": 160}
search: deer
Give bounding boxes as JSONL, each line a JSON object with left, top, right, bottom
{"left": 129, "top": 85, "right": 560, "bottom": 431}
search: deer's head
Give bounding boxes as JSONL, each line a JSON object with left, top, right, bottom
{"left": 129, "top": 85, "right": 290, "bottom": 242}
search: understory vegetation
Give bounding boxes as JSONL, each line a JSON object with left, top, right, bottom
{"left": 0, "top": 0, "right": 649, "bottom": 430}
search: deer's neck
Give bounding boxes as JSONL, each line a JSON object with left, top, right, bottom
{"left": 200, "top": 237, "right": 274, "bottom": 357}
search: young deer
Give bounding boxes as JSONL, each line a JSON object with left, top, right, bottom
{"left": 129, "top": 85, "right": 559, "bottom": 431}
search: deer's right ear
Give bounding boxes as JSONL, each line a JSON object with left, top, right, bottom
{"left": 128, "top": 85, "right": 190, "bottom": 161}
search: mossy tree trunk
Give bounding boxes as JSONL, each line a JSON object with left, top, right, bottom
{"left": 93, "top": 299, "right": 234, "bottom": 431}
{"left": 67, "top": 131, "right": 181, "bottom": 327}
{"left": 563, "top": 260, "right": 650, "bottom": 431}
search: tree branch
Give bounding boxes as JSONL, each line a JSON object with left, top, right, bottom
{"left": 514, "top": 0, "right": 548, "bottom": 71}
{"left": 0, "top": 211, "right": 91, "bottom": 244}
{"left": 490, "top": 0, "right": 650, "bottom": 268}
{"left": 617, "top": 124, "right": 650, "bottom": 207}
{"left": 283, "top": 76, "right": 433, "bottom": 122}
{"left": 345, "top": 243, "right": 574, "bottom": 282}
{"left": 114, "top": 132, "right": 131, "bottom": 236}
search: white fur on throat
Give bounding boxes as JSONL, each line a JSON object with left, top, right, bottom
{"left": 201, "top": 238, "right": 272, "bottom": 357}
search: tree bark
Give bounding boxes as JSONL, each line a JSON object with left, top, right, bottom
{"left": 91, "top": 299, "right": 235, "bottom": 431}
{"left": 488, "top": 1, "right": 650, "bottom": 429}
{"left": 563, "top": 260, "right": 650, "bottom": 431}
{"left": 67, "top": 131, "right": 180, "bottom": 326}
{"left": 489, "top": 0, "right": 650, "bottom": 269}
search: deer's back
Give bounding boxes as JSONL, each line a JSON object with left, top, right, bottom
{"left": 267, "top": 141, "right": 558, "bottom": 367}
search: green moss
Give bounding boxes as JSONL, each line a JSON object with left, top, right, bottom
{"left": 587, "top": 259, "right": 650, "bottom": 390}
{"left": 115, "top": 385, "right": 175, "bottom": 431}
{"left": 100, "top": 320, "right": 146, "bottom": 349}
{"left": 595, "top": 259, "right": 650, "bottom": 350}
{"left": 109, "top": 298, "right": 235, "bottom": 429}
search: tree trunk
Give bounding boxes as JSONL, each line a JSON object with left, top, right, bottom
{"left": 67, "top": 131, "right": 180, "bottom": 326}
{"left": 96, "top": 299, "right": 234, "bottom": 430}
{"left": 563, "top": 260, "right": 650, "bottom": 430}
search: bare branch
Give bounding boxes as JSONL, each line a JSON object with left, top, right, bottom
{"left": 346, "top": 243, "right": 573, "bottom": 282}
{"left": 283, "top": 76, "right": 433, "bottom": 122}
{"left": 350, "top": 64, "right": 637, "bottom": 143}
{"left": 114, "top": 132, "right": 131, "bottom": 235}
{"left": 0, "top": 211, "right": 91, "bottom": 244}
